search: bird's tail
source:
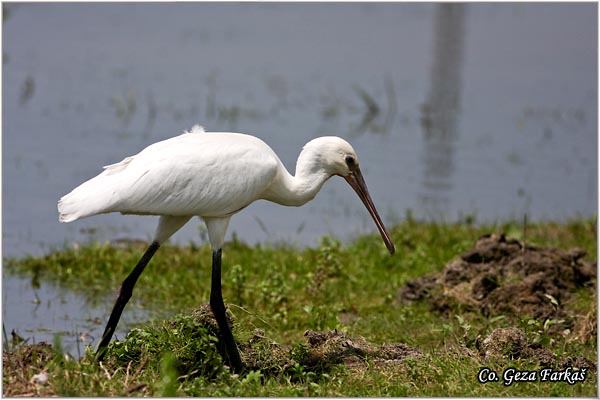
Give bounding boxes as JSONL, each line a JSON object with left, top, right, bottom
{"left": 59, "top": 154, "right": 135, "bottom": 223}
{"left": 58, "top": 174, "right": 117, "bottom": 223}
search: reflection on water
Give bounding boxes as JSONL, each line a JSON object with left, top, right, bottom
{"left": 349, "top": 76, "right": 397, "bottom": 137}
{"left": 419, "top": 4, "right": 466, "bottom": 219}
{"left": 19, "top": 75, "right": 35, "bottom": 106}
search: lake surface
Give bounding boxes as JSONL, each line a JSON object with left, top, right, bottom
{"left": 2, "top": 274, "right": 147, "bottom": 356}
{"left": 3, "top": 3, "right": 597, "bottom": 349}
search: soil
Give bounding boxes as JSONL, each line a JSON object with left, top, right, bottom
{"left": 398, "top": 233, "right": 597, "bottom": 334}
{"left": 238, "top": 327, "right": 422, "bottom": 374}
{"left": 477, "top": 327, "right": 555, "bottom": 366}
{"left": 300, "top": 329, "right": 422, "bottom": 369}
{"left": 477, "top": 327, "right": 596, "bottom": 373}
{"left": 194, "top": 304, "right": 422, "bottom": 374}
{"left": 2, "top": 342, "right": 57, "bottom": 397}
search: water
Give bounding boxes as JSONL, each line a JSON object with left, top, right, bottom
{"left": 2, "top": 274, "right": 148, "bottom": 356}
{"left": 3, "top": 3, "right": 597, "bottom": 348}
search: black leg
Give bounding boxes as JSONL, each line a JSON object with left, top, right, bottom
{"left": 210, "top": 248, "right": 244, "bottom": 373}
{"left": 95, "top": 241, "right": 160, "bottom": 362}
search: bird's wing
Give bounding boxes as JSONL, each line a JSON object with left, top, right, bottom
{"left": 110, "top": 132, "right": 280, "bottom": 217}
{"left": 102, "top": 156, "right": 135, "bottom": 175}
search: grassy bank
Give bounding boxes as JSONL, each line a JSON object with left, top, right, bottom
{"left": 3, "top": 218, "right": 597, "bottom": 396}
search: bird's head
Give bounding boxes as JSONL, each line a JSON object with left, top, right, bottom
{"left": 301, "top": 136, "right": 395, "bottom": 255}
{"left": 301, "top": 136, "right": 357, "bottom": 176}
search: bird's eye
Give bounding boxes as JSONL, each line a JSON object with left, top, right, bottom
{"left": 345, "top": 155, "right": 356, "bottom": 169}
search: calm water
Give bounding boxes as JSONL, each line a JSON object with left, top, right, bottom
{"left": 3, "top": 3, "right": 597, "bottom": 349}
{"left": 2, "top": 274, "right": 147, "bottom": 356}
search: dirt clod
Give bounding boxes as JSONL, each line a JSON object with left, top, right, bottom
{"left": 301, "top": 329, "right": 422, "bottom": 369}
{"left": 190, "top": 306, "right": 420, "bottom": 375}
{"left": 240, "top": 328, "right": 421, "bottom": 373}
{"left": 398, "top": 233, "right": 597, "bottom": 332}
{"left": 478, "top": 327, "right": 555, "bottom": 366}
{"left": 477, "top": 327, "right": 597, "bottom": 370}
{"left": 557, "top": 356, "right": 597, "bottom": 373}
{"left": 479, "top": 327, "right": 529, "bottom": 359}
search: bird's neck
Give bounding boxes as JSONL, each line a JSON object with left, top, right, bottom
{"left": 263, "top": 146, "right": 332, "bottom": 207}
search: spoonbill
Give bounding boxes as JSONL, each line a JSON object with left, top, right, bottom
{"left": 58, "top": 125, "right": 395, "bottom": 373}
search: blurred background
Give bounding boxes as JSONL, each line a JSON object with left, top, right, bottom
{"left": 2, "top": 3, "right": 597, "bottom": 353}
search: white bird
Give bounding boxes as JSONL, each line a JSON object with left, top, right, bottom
{"left": 58, "top": 125, "right": 395, "bottom": 372}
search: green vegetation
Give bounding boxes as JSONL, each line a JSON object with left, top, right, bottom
{"left": 3, "top": 218, "right": 597, "bottom": 396}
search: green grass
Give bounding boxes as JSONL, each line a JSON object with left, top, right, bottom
{"left": 3, "top": 218, "right": 597, "bottom": 396}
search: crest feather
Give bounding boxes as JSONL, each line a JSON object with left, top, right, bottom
{"left": 186, "top": 124, "right": 206, "bottom": 134}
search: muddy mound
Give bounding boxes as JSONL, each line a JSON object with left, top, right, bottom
{"left": 237, "top": 328, "right": 421, "bottom": 374}
{"left": 477, "top": 327, "right": 555, "bottom": 366}
{"left": 398, "top": 233, "right": 596, "bottom": 329}
{"left": 194, "top": 306, "right": 422, "bottom": 374}
{"left": 301, "top": 329, "right": 422, "bottom": 369}
{"left": 477, "top": 327, "right": 596, "bottom": 372}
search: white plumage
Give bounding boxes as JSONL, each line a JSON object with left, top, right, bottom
{"left": 59, "top": 125, "right": 277, "bottom": 220}
{"left": 59, "top": 125, "right": 394, "bottom": 252}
